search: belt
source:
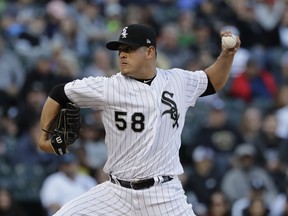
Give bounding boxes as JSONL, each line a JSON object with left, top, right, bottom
{"left": 109, "top": 174, "right": 173, "bottom": 190}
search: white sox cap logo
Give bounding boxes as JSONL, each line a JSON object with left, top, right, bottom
{"left": 121, "top": 27, "right": 128, "bottom": 38}
{"left": 106, "top": 24, "right": 157, "bottom": 50}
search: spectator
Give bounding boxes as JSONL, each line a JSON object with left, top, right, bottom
{"left": 0, "top": 35, "right": 25, "bottom": 109}
{"left": 20, "top": 55, "right": 60, "bottom": 98}
{"left": 189, "top": 99, "right": 244, "bottom": 176}
{"left": 254, "top": 0, "right": 284, "bottom": 48}
{"left": 190, "top": 19, "right": 220, "bottom": 59}
{"left": 124, "top": 4, "right": 160, "bottom": 35}
{"left": 252, "top": 111, "right": 287, "bottom": 192}
{"left": 157, "top": 23, "right": 193, "bottom": 68}
{"left": 40, "top": 153, "right": 97, "bottom": 216}
{"left": 275, "top": 85, "right": 288, "bottom": 139}
{"left": 253, "top": 112, "right": 285, "bottom": 165}
{"left": 49, "top": 41, "right": 80, "bottom": 80}
{"left": 76, "top": 111, "right": 108, "bottom": 177}
{"left": 13, "top": 118, "right": 58, "bottom": 216}
{"left": 76, "top": 1, "right": 113, "bottom": 49}
{"left": 16, "top": 82, "right": 48, "bottom": 135}
{"left": 50, "top": 16, "right": 89, "bottom": 62}
{"left": 223, "top": 0, "right": 263, "bottom": 49}
{"left": 239, "top": 106, "right": 263, "bottom": 144}
{"left": 14, "top": 118, "right": 59, "bottom": 171}
{"left": 242, "top": 198, "right": 270, "bottom": 216}
{"left": 278, "top": 5, "right": 288, "bottom": 47}
{"left": 80, "top": 46, "right": 117, "bottom": 78}
{"left": 185, "top": 146, "right": 221, "bottom": 215}
{"left": 278, "top": 51, "right": 288, "bottom": 85}
{"left": 221, "top": 143, "right": 277, "bottom": 204}
{"left": 177, "top": 10, "right": 196, "bottom": 48}
{"left": 264, "top": 7, "right": 288, "bottom": 82}
{"left": 0, "top": 108, "right": 19, "bottom": 165}
{"left": 232, "top": 178, "right": 270, "bottom": 216}
{"left": 0, "top": 187, "right": 27, "bottom": 216}
{"left": 270, "top": 178, "right": 288, "bottom": 216}
{"left": 229, "top": 57, "right": 277, "bottom": 104}
{"left": 45, "top": 0, "right": 68, "bottom": 38}
{"left": 13, "top": 14, "right": 51, "bottom": 67}
{"left": 206, "top": 191, "right": 231, "bottom": 216}
{"left": 152, "top": 0, "right": 180, "bottom": 25}
{"left": 195, "top": 0, "right": 224, "bottom": 44}
{"left": 104, "top": 1, "right": 123, "bottom": 34}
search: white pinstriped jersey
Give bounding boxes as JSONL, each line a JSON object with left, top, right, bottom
{"left": 64, "top": 68, "right": 208, "bottom": 180}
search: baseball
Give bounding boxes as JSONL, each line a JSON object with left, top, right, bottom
{"left": 222, "top": 34, "right": 237, "bottom": 49}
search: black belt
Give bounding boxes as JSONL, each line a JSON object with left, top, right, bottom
{"left": 109, "top": 174, "right": 173, "bottom": 190}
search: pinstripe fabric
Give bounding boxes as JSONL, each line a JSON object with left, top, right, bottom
{"left": 53, "top": 177, "right": 196, "bottom": 216}
{"left": 62, "top": 68, "right": 208, "bottom": 215}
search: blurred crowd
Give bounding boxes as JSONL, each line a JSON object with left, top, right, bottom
{"left": 0, "top": 0, "right": 288, "bottom": 215}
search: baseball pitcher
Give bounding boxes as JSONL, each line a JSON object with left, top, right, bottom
{"left": 38, "top": 24, "right": 240, "bottom": 216}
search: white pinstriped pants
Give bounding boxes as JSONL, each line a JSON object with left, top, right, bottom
{"left": 53, "top": 177, "right": 196, "bottom": 216}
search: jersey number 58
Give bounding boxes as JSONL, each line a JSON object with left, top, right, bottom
{"left": 115, "top": 111, "right": 145, "bottom": 132}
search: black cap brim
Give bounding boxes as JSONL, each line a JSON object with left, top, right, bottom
{"left": 106, "top": 40, "right": 142, "bottom": 50}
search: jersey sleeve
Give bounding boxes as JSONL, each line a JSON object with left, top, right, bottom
{"left": 184, "top": 70, "right": 208, "bottom": 107}
{"left": 64, "top": 76, "right": 106, "bottom": 110}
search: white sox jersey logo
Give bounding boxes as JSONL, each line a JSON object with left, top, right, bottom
{"left": 161, "top": 91, "right": 179, "bottom": 128}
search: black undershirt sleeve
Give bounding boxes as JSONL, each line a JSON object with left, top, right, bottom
{"left": 49, "top": 83, "right": 72, "bottom": 107}
{"left": 200, "top": 78, "right": 216, "bottom": 97}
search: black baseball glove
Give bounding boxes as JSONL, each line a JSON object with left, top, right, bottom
{"left": 49, "top": 103, "right": 81, "bottom": 155}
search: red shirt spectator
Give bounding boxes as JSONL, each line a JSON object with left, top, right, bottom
{"left": 230, "top": 59, "right": 277, "bottom": 102}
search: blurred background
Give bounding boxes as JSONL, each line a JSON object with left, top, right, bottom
{"left": 0, "top": 0, "right": 288, "bottom": 215}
